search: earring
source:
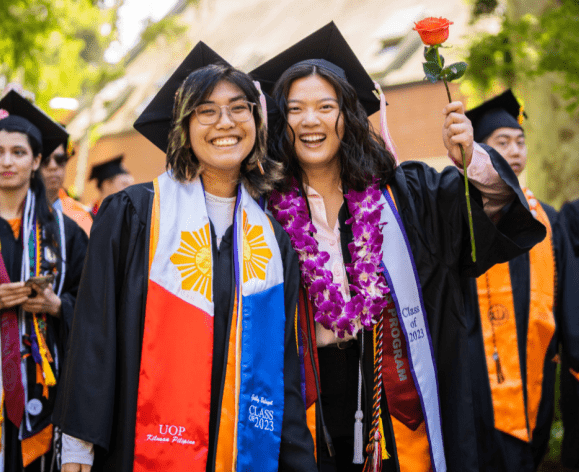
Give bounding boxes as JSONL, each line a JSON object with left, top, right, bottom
{"left": 257, "top": 157, "right": 265, "bottom": 175}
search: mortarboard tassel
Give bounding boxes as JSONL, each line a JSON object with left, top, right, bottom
{"left": 493, "top": 349, "right": 505, "bottom": 384}
{"left": 373, "top": 81, "right": 398, "bottom": 165}
{"left": 253, "top": 80, "right": 267, "bottom": 174}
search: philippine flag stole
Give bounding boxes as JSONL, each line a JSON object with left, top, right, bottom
{"left": 133, "top": 174, "right": 286, "bottom": 472}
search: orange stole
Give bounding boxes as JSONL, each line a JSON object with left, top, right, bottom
{"left": 215, "top": 293, "right": 240, "bottom": 471}
{"left": 58, "top": 189, "right": 93, "bottom": 236}
{"left": 476, "top": 193, "right": 556, "bottom": 441}
{"left": 22, "top": 424, "right": 53, "bottom": 467}
{"left": 391, "top": 418, "right": 431, "bottom": 472}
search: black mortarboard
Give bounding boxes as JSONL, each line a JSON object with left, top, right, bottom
{"left": 134, "top": 42, "right": 230, "bottom": 153}
{"left": 89, "top": 155, "right": 128, "bottom": 188}
{"left": 465, "top": 89, "right": 526, "bottom": 143}
{"left": 250, "top": 22, "right": 381, "bottom": 116}
{"left": 0, "top": 90, "right": 68, "bottom": 157}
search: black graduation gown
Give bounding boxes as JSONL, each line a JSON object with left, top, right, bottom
{"left": 461, "top": 198, "right": 579, "bottom": 471}
{"left": 316, "top": 144, "right": 545, "bottom": 472}
{"left": 559, "top": 200, "right": 579, "bottom": 471}
{"left": 0, "top": 211, "right": 88, "bottom": 472}
{"left": 52, "top": 183, "right": 317, "bottom": 472}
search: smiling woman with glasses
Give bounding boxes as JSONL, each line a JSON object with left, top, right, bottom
{"left": 53, "top": 42, "right": 317, "bottom": 472}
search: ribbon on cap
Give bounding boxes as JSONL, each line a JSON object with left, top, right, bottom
{"left": 253, "top": 81, "right": 268, "bottom": 129}
{"left": 373, "top": 81, "right": 398, "bottom": 164}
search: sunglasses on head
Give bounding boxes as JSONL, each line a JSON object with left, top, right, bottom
{"left": 42, "top": 153, "right": 69, "bottom": 167}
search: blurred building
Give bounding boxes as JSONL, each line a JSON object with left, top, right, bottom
{"left": 64, "top": 0, "right": 498, "bottom": 204}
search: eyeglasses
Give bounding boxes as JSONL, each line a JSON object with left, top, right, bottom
{"left": 41, "top": 153, "right": 68, "bottom": 168}
{"left": 193, "top": 100, "right": 256, "bottom": 125}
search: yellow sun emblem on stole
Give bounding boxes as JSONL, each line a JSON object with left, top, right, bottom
{"left": 170, "top": 223, "right": 212, "bottom": 301}
{"left": 242, "top": 210, "right": 273, "bottom": 283}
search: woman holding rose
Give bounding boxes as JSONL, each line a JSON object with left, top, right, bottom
{"left": 251, "top": 22, "right": 546, "bottom": 472}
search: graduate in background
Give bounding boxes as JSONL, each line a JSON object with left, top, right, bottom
{"left": 462, "top": 90, "right": 579, "bottom": 471}
{"left": 53, "top": 43, "right": 317, "bottom": 472}
{"left": 251, "top": 23, "right": 545, "bottom": 472}
{"left": 39, "top": 139, "right": 92, "bottom": 236}
{"left": 559, "top": 199, "right": 579, "bottom": 471}
{"left": 0, "top": 90, "right": 88, "bottom": 471}
{"left": 88, "top": 155, "right": 134, "bottom": 216}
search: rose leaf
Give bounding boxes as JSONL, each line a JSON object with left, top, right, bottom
{"left": 423, "top": 61, "right": 442, "bottom": 81}
{"left": 445, "top": 62, "right": 468, "bottom": 81}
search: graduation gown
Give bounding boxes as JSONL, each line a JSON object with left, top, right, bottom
{"left": 462, "top": 199, "right": 579, "bottom": 471}
{"left": 52, "top": 182, "right": 317, "bottom": 472}
{"left": 309, "top": 144, "right": 545, "bottom": 472}
{"left": 559, "top": 200, "right": 579, "bottom": 471}
{"left": 0, "top": 210, "right": 88, "bottom": 472}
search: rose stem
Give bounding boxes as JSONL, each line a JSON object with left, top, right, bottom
{"left": 434, "top": 46, "right": 477, "bottom": 262}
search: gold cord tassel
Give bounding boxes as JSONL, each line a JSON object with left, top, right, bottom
{"left": 493, "top": 350, "right": 505, "bottom": 384}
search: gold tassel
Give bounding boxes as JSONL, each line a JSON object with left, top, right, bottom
{"left": 493, "top": 350, "right": 505, "bottom": 384}
{"left": 518, "top": 105, "right": 524, "bottom": 125}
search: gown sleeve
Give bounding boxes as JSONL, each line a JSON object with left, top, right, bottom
{"left": 558, "top": 200, "right": 579, "bottom": 470}
{"left": 397, "top": 143, "right": 546, "bottom": 278}
{"left": 52, "top": 185, "right": 151, "bottom": 451}
{"left": 270, "top": 218, "right": 318, "bottom": 472}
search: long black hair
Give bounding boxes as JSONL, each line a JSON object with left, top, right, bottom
{"left": 269, "top": 62, "right": 397, "bottom": 192}
{"left": 166, "top": 64, "right": 283, "bottom": 197}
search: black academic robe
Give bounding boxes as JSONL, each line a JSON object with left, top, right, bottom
{"left": 462, "top": 199, "right": 579, "bottom": 471}
{"left": 52, "top": 182, "right": 317, "bottom": 472}
{"left": 314, "top": 144, "right": 545, "bottom": 472}
{"left": 0, "top": 211, "right": 88, "bottom": 472}
{"left": 559, "top": 200, "right": 579, "bottom": 471}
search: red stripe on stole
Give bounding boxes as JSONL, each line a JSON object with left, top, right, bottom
{"left": 133, "top": 280, "right": 213, "bottom": 471}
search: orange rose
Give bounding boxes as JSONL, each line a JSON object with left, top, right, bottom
{"left": 413, "top": 17, "right": 454, "bottom": 46}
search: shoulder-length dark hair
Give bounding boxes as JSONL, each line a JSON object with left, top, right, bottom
{"left": 269, "top": 63, "right": 397, "bottom": 192}
{"left": 166, "top": 64, "right": 282, "bottom": 197}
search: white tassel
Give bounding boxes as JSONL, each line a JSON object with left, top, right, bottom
{"left": 353, "top": 332, "right": 365, "bottom": 464}
{"left": 353, "top": 409, "right": 365, "bottom": 464}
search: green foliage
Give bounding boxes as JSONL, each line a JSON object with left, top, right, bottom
{"left": 421, "top": 46, "right": 467, "bottom": 84}
{"left": 465, "top": 0, "right": 579, "bottom": 113}
{"left": 0, "top": 0, "right": 122, "bottom": 113}
{"left": 140, "top": 16, "right": 188, "bottom": 45}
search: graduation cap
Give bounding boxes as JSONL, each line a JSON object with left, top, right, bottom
{"left": 89, "top": 155, "right": 128, "bottom": 188}
{"left": 250, "top": 21, "right": 381, "bottom": 117}
{"left": 0, "top": 90, "right": 68, "bottom": 157}
{"left": 465, "top": 89, "right": 526, "bottom": 143}
{"left": 134, "top": 42, "right": 230, "bottom": 153}
{"left": 250, "top": 21, "right": 399, "bottom": 161}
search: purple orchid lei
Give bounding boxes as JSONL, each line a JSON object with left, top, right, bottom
{"left": 270, "top": 179, "right": 390, "bottom": 338}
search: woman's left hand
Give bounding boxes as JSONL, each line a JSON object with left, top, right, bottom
{"left": 21, "top": 283, "right": 62, "bottom": 318}
{"left": 442, "top": 101, "right": 474, "bottom": 169}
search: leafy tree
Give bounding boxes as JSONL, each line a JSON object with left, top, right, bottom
{"left": 0, "top": 0, "right": 123, "bottom": 113}
{"left": 463, "top": 0, "right": 579, "bottom": 206}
